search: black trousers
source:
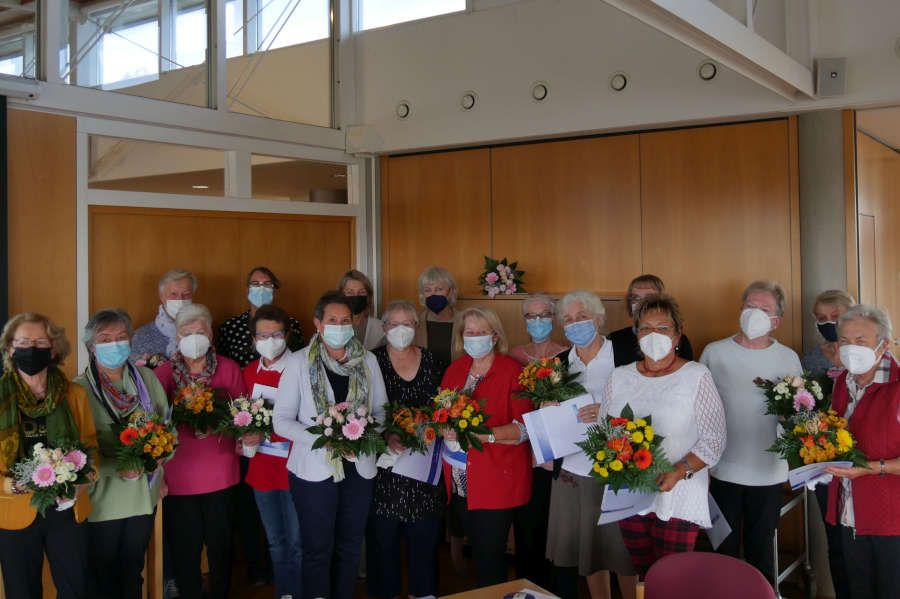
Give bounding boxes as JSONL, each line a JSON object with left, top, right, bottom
{"left": 709, "top": 478, "right": 782, "bottom": 583}
{"left": 163, "top": 486, "right": 236, "bottom": 599}
{"left": 516, "top": 468, "right": 553, "bottom": 589}
{"left": 814, "top": 484, "right": 850, "bottom": 599}
{"left": 841, "top": 526, "right": 900, "bottom": 599}
{"left": 367, "top": 512, "right": 442, "bottom": 599}
{"left": 0, "top": 507, "right": 89, "bottom": 599}
{"left": 88, "top": 511, "right": 156, "bottom": 599}
{"left": 236, "top": 456, "right": 268, "bottom": 581}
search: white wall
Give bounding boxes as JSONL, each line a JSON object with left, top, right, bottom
{"left": 348, "top": 0, "right": 900, "bottom": 153}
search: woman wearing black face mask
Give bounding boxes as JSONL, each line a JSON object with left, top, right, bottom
{"left": 0, "top": 313, "right": 100, "bottom": 599}
{"left": 412, "top": 266, "right": 458, "bottom": 367}
{"left": 338, "top": 270, "right": 386, "bottom": 351}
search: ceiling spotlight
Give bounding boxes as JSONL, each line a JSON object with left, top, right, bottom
{"left": 395, "top": 101, "right": 410, "bottom": 119}
{"left": 699, "top": 61, "right": 718, "bottom": 81}
{"left": 460, "top": 91, "right": 477, "bottom": 111}
{"left": 609, "top": 72, "right": 628, "bottom": 92}
{"left": 531, "top": 82, "right": 549, "bottom": 102}
{"left": 191, "top": 185, "right": 209, "bottom": 189}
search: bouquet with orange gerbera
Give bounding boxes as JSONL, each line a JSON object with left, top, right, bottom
{"left": 431, "top": 389, "right": 491, "bottom": 452}
{"left": 517, "top": 356, "right": 586, "bottom": 408}
{"left": 577, "top": 404, "right": 671, "bottom": 493}
{"left": 384, "top": 402, "right": 437, "bottom": 454}
{"left": 103, "top": 411, "right": 178, "bottom": 478}
{"left": 769, "top": 409, "right": 868, "bottom": 469}
{"left": 171, "top": 381, "right": 230, "bottom": 437}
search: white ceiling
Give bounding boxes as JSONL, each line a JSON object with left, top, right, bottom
{"left": 857, "top": 106, "right": 900, "bottom": 151}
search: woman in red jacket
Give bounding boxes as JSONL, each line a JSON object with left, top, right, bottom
{"left": 825, "top": 304, "right": 900, "bottom": 599}
{"left": 441, "top": 306, "right": 537, "bottom": 587}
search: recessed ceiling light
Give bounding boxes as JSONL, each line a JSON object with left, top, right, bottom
{"left": 396, "top": 101, "right": 410, "bottom": 119}
{"left": 609, "top": 72, "right": 628, "bottom": 92}
{"left": 699, "top": 60, "right": 718, "bottom": 81}
{"left": 460, "top": 91, "right": 477, "bottom": 111}
{"left": 192, "top": 185, "right": 209, "bottom": 189}
{"left": 531, "top": 82, "right": 549, "bottom": 102}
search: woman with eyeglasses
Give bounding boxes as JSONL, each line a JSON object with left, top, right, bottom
{"left": 0, "top": 313, "right": 99, "bottom": 599}
{"left": 509, "top": 294, "right": 568, "bottom": 366}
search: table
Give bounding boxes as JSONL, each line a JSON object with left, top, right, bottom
{"left": 441, "top": 578, "right": 557, "bottom": 599}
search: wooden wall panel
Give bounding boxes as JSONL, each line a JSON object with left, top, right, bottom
{"left": 858, "top": 214, "right": 876, "bottom": 304}
{"left": 640, "top": 120, "right": 799, "bottom": 354}
{"left": 381, "top": 149, "right": 491, "bottom": 306}
{"left": 89, "top": 207, "right": 354, "bottom": 337}
{"left": 491, "top": 136, "right": 642, "bottom": 294}
{"left": 8, "top": 109, "right": 78, "bottom": 379}
{"left": 856, "top": 132, "right": 900, "bottom": 334}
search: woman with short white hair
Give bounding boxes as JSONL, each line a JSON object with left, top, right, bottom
{"left": 825, "top": 304, "right": 900, "bottom": 599}
{"left": 154, "top": 303, "right": 246, "bottom": 599}
{"left": 132, "top": 269, "right": 197, "bottom": 361}
{"left": 509, "top": 294, "right": 568, "bottom": 366}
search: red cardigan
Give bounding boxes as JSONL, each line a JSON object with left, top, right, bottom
{"left": 827, "top": 359, "right": 900, "bottom": 535}
{"left": 441, "top": 352, "right": 534, "bottom": 510}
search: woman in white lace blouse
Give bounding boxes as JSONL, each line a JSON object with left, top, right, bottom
{"left": 600, "top": 293, "right": 726, "bottom": 577}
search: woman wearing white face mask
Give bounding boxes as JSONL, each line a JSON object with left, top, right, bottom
{"left": 604, "top": 294, "right": 726, "bottom": 580}
{"left": 699, "top": 280, "right": 801, "bottom": 583}
{"left": 364, "top": 300, "right": 446, "bottom": 599}
{"left": 438, "top": 307, "right": 540, "bottom": 587}
{"left": 153, "top": 303, "right": 246, "bottom": 599}
{"left": 274, "top": 291, "right": 387, "bottom": 599}
{"left": 822, "top": 305, "right": 900, "bottom": 599}
{"left": 131, "top": 268, "right": 197, "bottom": 363}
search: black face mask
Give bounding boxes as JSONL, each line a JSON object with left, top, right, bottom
{"left": 425, "top": 294, "right": 449, "bottom": 314}
{"left": 817, "top": 321, "right": 839, "bottom": 342}
{"left": 346, "top": 296, "right": 368, "bottom": 315}
{"left": 11, "top": 347, "right": 53, "bottom": 376}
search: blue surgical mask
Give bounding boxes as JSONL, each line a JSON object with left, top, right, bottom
{"left": 565, "top": 319, "right": 597, "bottom": 347}
{"left": 817, "top": 321, "right": 838, "bottom": 342}
{"left": 463, "top": 334, "right": 495, "bottom": 359}
{"left": 95, "top": 340, "right": 131, "bottom": 369}
{"left": 526, "top": 318, "right": 553, "bottom": 343}
{"left": 322, "top": 324, "right": 354, "bottom": 349}
{"left": 248, "top": 286, "right": 274, "bottom": 308}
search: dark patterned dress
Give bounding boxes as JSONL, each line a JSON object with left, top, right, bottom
{"left": 216, "top": 310, "right": 305, "bottom": 368}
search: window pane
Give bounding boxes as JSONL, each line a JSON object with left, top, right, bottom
{"left": 251, "top": 154, "right": 347, "bottom": 203}
{"left": 0, "top": 5, "right": 37, "bottom": 78}
{"left": 257, "top": 0, "right": 329, "bottom": 51}
{"left": 359, "top": 0, "right": 465, "bottom": 31}
{"left": 225, "top": 0, "right": 243, "bottom": 58}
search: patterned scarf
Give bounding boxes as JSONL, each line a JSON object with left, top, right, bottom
{"left": 308, "top": 332, "right": 370, "bottom": 481}
{"left": 0, "top": 367, "right": 80, "bottom": 470}
{"left": 83, "top": 359, "right": 154, "bottom": 422}
{"left": 154, "top": 305, "right": 178, "bottom": 357}
{"left": 169, "top": 347, "right": 218, "bottom": 389}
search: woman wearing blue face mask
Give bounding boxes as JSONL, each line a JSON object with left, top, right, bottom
{"left": 274, "top": 291, "right": 388, "bottom": 599}
{"left": 73, "top": 308, "right": 170, "bottom": 598}
{"left": 509, "top": 294, "right": 569, "bottom": 366}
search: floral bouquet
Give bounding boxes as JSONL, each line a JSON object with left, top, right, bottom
{"left": 9, "top": 442, "right": 94, "bottom": 515}
{"left": 754, "top": 372, "right": 829, "bottom": 419}
{"left": 216, "top": 396, "right": 273, "bottom": 457}
{"left": 431, "top": 389, "right": 491, "bottom": 452}
{"left": 104, "top": 411, "right": 178, "bottom": 478}
{"left": 769, "top": 409, "right": 868, "bottom": 469}
{"left": 171, "top": 381, "right": 230, "bottom": 437}
{"left": 384, "top": 402, "right": 436, "bottom": 454}
{"left": 307, "top": 402, "right": 386, "bottom": 457}
{"left": 134, "top": 353, "right": 167, "bottom": 369}
{"left": 517, "top": 356, "right": 587, "bottom": 409}
{"left": 577, "top": 404, "right": 672, "bottom": 493}
{"left": 479, "top": 256, "right": 526, "bottom": 298}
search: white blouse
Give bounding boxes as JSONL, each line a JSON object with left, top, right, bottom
{"left": 600, "top": 361, "right": 727, "bottom": 527}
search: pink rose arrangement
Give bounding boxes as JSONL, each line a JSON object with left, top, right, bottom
{"left": 10, "top": 442, "right": 95, "bottom": 516}
{"left": 307, "top": 402, "right": 386, "bottom": 457}
{"left": 754, "top": 372, "right": 829, "bottom": 419}
{"left": 478, "top": 256, "right": 526, "bottom": 298}
{"left": 215, "top": 396, "right": 273, "bottom": 457}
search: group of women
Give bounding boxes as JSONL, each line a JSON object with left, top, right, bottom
{"left": 0, "top": 265, "right": 896, "bottom": 599}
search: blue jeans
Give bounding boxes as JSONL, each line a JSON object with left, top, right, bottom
{"left": 254, "top": 489, "right": 302, "bottom": 599}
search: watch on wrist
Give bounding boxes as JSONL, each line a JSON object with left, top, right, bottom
{"left": 880, "top": 458, "right": 886, "bottom": 476}
{"left": 680, "top": 459, "right": 695, "bottom": 480}
{"left": 488, "top": 432, "right": 496, "bottom": 444}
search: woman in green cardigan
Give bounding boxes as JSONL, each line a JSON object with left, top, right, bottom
{"left": 74, "top": 309, "right": 170, "bottom": 598}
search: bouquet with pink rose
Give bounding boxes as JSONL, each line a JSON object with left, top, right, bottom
{"left": 307, "top": 402, "right": 386, "bottom": 457}
{"left": 215, "top": 396, "right": 273, "bottom": 457}
{"left": 754, "top": 371, "right": 831, "bottom": 419}
{"left": 478, "top": 256, "right": 526, "bottom": 298}
{"left": 9, "top": 441, "right": 95, "bottom": 516}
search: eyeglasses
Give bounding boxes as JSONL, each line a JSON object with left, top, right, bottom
{"left": 249, "top": 281, "right": 275, "bottom": 289}
{"left": 637, "top": 325, "right": 673, "bottom": 334}
{"left": 254, "top": 331, "right": 285, "bottom": 340}
{"left": 524, "top": 312, "right": 553, "bottom": 321}
{"left": 12, "top": 338, "right": 52, "bottom": 349}
{"left": 386, "top": 321, "right": 415, "bottom": 329}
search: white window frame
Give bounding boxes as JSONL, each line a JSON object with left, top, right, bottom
{"left": 352, "top": 0, "right": 469, "bottom": 34}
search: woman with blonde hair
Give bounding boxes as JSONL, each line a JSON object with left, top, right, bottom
{"left": 802, "top": 289, "right": 856, "bottom": 377}
{"left": 338, "top": 269, "right": 385, "bottom": 350}
{"left": 413, "top": 266, "right": 458, "bottom": 366}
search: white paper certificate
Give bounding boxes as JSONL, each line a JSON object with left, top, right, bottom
{"left": 787, "top": 461, "right": 851, "bottom": 490}
{"left": 597, "top": 485, "right": 657, "bottom": 525}
{"left": 523, "top": 393, "right": 595, "bottom": 467}
{"left": 705, "top": 494, "right": 732, "bottom": 550}
{"left": 250, "top": 383, "right": 279, "bottom": 404}
{"left": 391, "top": 440, "right": 443, "bottom": 486}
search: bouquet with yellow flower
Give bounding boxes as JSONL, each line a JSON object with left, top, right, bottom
{"left": 577, "top": 404, "right": 671, "bottom": 493}
{"left": 384, "top": 402, "right": 437, "bottom": 454}
{"left": 769, "top": 409, "right": 868, "bottom": 468}
{"left": 431, "top": 389, "right": 491, "bottom": 452}
{"left": 517, "top": 357, "right": 586, "bottom": 409}
{"left": 171, "top": 380, "right": 230, "bottom": 437}
{"left": 104, "top": 411, "right": 178, "bottom": 477}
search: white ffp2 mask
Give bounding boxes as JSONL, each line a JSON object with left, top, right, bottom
{"left": 740, "top": 308, "right": 773, "bottom": 340}
{"left": 179, "top": 333, "right": 210, "bottom": 359}
{"left": 839, "top": 342, "right": 883, "bottom": 375}
{"left": 639, "top": 332, "right": 673, "bottom": 361}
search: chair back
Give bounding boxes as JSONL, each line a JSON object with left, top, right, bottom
{"left": 644, "top": 552, "right": 775, "bottom": 599}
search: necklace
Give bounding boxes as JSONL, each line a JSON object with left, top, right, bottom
{"left": 642, "top": 353, "right": 677, "bottom": 377}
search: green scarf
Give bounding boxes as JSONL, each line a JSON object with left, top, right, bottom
{"left": 308, "top": 333, "right": 371, "bottom": 481}
{"left": 0, "top": 367, "right": 80, "bottom": 470}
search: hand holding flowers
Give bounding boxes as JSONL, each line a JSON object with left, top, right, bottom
{"left": 216, "top": 396, "right": 273, "bottom": 457}
{"left": 9, "top": 442, "right": 95, "bottom": 515}
{"left": 769, "top": 409, "right": 868, "bottom": 469}
{"left": 104, "top": 411, "right": 178, "bottom": 479}
{"left": 431, "top": 389, "right": 491, "bottom": 451}
{"left": 383, "top": 402, "right": 436, "bottom": 455}
{"left": 517, "top": 357, "right": 586, "bottom": 409}
{"left": 307, "top": 402, "right": 386, "bottom": 458}
{"left": 171, "top": 381, "right": 229, "bottom": 437}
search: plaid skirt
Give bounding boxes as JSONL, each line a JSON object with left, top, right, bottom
{"left": 619, "top": 513, "right": 701, "bottom": 577}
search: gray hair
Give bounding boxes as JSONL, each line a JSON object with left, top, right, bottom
{"left": 813, "top": 289, "right": 856, "bottom": 315}
{"left": 158, "top": 269, "right": 198, "bottom": 294}
{"left": 741, "top": 280, "right": 787, "bottom": 317}
{"left": 381, "top": 300, "right": 419, "bottom": 325}
{"left": 557, "top": 289, "right": 606, "bottom": 324}
{"left": 417, "top": 266, "right": 458, "bottom": 306}
{"left": 82, "top": 309, "right": 134, "bottom": 349}
{"left": 175, "top": 303, "right": 213, "bottom": 335}
{"left": 522, "top": 294, "right": 556, "bottom": 317}
{"left": 838, "top": 304, "right": 893, "bottom": 344}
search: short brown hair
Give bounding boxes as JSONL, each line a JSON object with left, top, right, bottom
{"left": 452, "top": 307, "right": 509, "bottom": 356}
{"left": 627, "top": 274, "right": 666, "bottom": 298}
{"left": 246, "top": 266, "right": 281, "bottom": 289}
{"left": 1, "top": 313, "right": 71, "bottom": 371}
{"left": 632, "top": 293, "right": 684, "bottom": 335}
{"left": 250, "top": 304, "right": 290, "bottom": 336}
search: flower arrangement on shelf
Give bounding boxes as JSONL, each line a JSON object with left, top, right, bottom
{"left": 431, "top": 388, "right": 491, "bottom": 452}
{"left": 479, "top": 256, "right": 526, "bottom": 298}
{"left": 10, "top": 442, "right": 94, "bottom": 515}
{"left": 384, "top": 402, "right": 436, "bottom": 454}
{"left": 754, "top": 372, "right": 830, "bottom": 419}
{"left": 769, "top": 409, "right": 868, "bottom": 468}
{"left": 307, "top": 402, "right": 386, "bottom": 457}
{"left": 104, "top": 411, "right": 178, "bottom": 478}
{"left": 216, "top": 396, "right": 273, "bottom": 457}
{"left": 171, "top": 380, "right": 230, "bottom": 437}
{"left": 517, "top": 356, "right": 587, "bottom": 409}
{"left": 577, "top": 404, "right": 671, "bottom": 493}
